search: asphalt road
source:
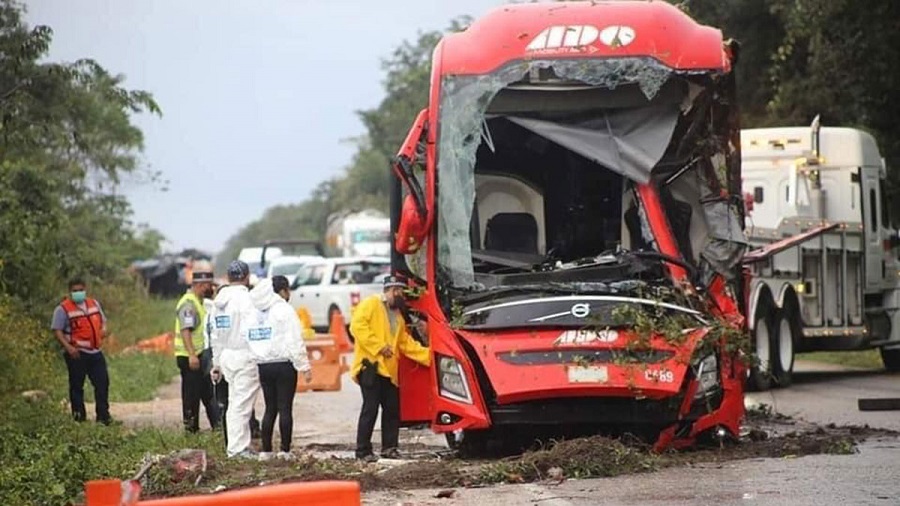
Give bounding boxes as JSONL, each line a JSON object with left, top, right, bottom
{"left": 365, "top": 360, "right": 900, "bottom": 506}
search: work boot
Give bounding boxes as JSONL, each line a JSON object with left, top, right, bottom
{"left": 380, "top": 447, "right": 401, "bottom": 459}
{"left": 356, "top": 453, "right": 378, "bottom": 463}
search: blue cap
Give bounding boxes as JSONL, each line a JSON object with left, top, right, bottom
{"left": 227, "top": 260, "right": 250, "bottom": 281}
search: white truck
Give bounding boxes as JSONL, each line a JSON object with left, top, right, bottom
{"left": 741, "top": 119, "right": 900, "bottom": 391}
{"left": 288, "top": 256, "right": 391, "bottom": 332}
{"left": 324, "top": 209, "right": 391, "bottom": 258}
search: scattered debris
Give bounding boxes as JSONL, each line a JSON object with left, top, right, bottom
{"left": 20, "top": 390, "right": 48, "bottom": 402}
{"left": 139, "top": 411, "right": 898, "bottom": 500}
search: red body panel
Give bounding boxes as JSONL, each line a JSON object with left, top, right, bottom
{"left": 395, "top": 0, "right": 744, "bottom": 450}
{"left": 439, "top": 1, "right": 728, "bottom": 76}
{"left": 457, "top": 329, "right": 702, "bottom": 404}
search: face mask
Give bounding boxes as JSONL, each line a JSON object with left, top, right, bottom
{"left": 71, "top": 291, "right": 87, "bottom": 304}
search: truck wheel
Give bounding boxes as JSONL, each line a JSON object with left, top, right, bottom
{"left": 772, "top": 308, "right": 797, "bottom": 387}
{"left": 747, "top": 310, "right": 775, "bottom": 392}
{"left": 880, "top": 347, "right": 900, "bottom": 372}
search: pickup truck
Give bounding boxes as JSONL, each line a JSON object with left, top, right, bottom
{"left": 288, "top": 256, "right": 390, "bottom": 332}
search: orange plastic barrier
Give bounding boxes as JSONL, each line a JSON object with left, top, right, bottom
{"left": 84, "top": 479, "right": 361, "bottom": 506}
{"left": 123, "top": 333, "right": 174, "bottom": 355}
{"left": 297, "top": 337, "right": 349, "bottom": 392}
{"left": 328, "top": 312, "right": 353, "bottom": 353}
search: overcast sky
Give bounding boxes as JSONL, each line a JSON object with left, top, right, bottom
{"left": 25, "top": 0, "right": 505, "bottom": 255}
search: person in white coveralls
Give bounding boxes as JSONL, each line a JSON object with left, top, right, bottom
{"left": 209, "top": 260, "right": 260, "bottom": 458}
{"left": 247, "top": 275, "right": 312, "bottom": 460}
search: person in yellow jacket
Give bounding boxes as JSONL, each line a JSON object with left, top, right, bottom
{"left": 349, "top": 275, "right": 429, "bottom": 462}
{"left": 174, "top": 260, "right": 220, "bottom": 433}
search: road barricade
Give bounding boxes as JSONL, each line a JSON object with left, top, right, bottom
{"left": 328, "top": 312, "right": 353, "bottom": 353}
{"left": 123, "top": 332, "right": 174, "bottom": 355}
{"left": 84, "top": 479, "right": 361, "bottom": 505}
{"left": 297, "top": 337, "right": 349, "bottom": 392}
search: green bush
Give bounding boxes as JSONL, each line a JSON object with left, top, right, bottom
{"left": 0, "top": 397, "right": 224, "bottom": 506}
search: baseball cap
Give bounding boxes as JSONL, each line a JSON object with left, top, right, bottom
{"left": 382, "top": 275, "right": 406, "bottom": 289}
{"left": 227, "top": 260, "right": 250, "bottom": 281}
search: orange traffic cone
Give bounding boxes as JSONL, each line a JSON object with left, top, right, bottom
{"left": 329, "top": 312, "right": 353, "bottom": 353}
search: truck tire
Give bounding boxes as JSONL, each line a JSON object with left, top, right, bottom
{"left": 880, "top": 347, "right": 900, "bottom": 372}
{"left": 772, "top": 307, "right": 797, "bottom": 387}
{"left": 747, "top": 310, "right": 775, "bottom": 392}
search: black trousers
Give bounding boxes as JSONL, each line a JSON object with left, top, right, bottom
{"left": 355, "top": 374, "right": 399, "bottom": 457}
{"left": 214, "top": 379, "right": 261, "bottom": 447}
{"left": 64, "top": 351, "right": 110, "bottom": 423}
{"left": 258, "top": 362, "right": 298, "bottom": 452}
{"left": 176, "top": 355, "right": 219, "bottom": 432}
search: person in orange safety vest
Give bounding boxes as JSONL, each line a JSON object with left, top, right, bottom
{"left": 51, "top": 277, "right": 112, "bottom": 424}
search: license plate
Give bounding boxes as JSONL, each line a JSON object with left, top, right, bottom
{"left": 567, "top": 366, "right": 608, "bottom": 383}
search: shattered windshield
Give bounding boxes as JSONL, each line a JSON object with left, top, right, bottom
{"left": 436, "top": 57, "right": 747, "bottom": 294}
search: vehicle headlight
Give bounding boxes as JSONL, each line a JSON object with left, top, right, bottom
{"left": 693, "top": 353, "right": 720, "bottom": 400}
{"left": 437, "top": 355, "right": 472, "bottom": 404}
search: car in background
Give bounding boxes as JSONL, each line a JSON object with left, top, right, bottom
{"left": 266, "top": 255, "right": 323, "bottom": 286}
{"left": 288, "top": 256, "right": 390, "bottom": 331}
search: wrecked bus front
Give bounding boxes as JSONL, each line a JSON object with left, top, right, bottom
{"left": 391, "top": 1, "right": 748, "bottom": 450}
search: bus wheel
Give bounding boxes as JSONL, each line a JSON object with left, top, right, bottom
{"left": 446, "top": 430, "right": 489, "bottom": 457}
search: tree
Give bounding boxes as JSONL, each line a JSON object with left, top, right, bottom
{"left": 0, "top": 0, "right": 162, "bottom": 307}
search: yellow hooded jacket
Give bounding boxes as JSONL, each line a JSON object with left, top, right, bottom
{"left": 349, "top": 294, "right": 430, "bottom": 386}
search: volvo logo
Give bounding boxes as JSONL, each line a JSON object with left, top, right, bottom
{"left": 570, "top": 303, "right": 591, "bottom": 318}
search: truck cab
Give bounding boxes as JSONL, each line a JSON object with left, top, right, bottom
{"left": 742, "top": 124, "right": 900, "bottom": 388}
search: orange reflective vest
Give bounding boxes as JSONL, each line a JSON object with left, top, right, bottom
{"left": 61, "top": 298, "right": 103, "bottom": 350}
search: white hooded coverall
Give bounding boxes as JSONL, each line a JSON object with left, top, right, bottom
{"left": 210, "top": 284, "right": 260, "bottom": 457}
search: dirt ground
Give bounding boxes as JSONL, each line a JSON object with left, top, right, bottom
{"left": 102, "top": 357, "right": 900, "bottom": 502}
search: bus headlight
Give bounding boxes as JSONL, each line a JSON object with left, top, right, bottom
{"left": 438, "top": 355, "right": 472, "bottom": 404}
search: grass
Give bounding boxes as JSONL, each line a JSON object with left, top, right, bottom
{"left": 799, "top": 349, "right": 884, "bottom": 370}
{"left": 86, "top": 291, "right": 182, "bottom": 403}
{"left": 0, "top": 397, "right": 226, "bottom": 506}
{"left": 103, "top": 295, "right": 177, "bottom": 348}
{"left": 82, "top": 352, "right": 177, "bottom": 403}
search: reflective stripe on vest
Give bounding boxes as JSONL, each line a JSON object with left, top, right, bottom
{"left": 174, "top": 291, "right": 206, "bottom": 358}
{"left": 60, "top": 298, "right": 103, "bottom": 350}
